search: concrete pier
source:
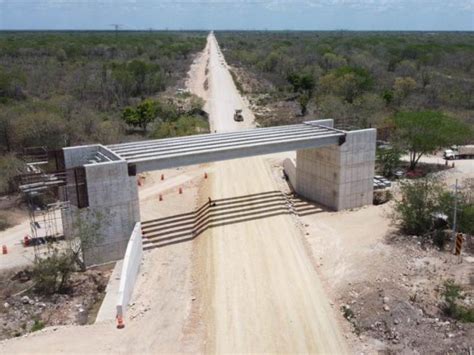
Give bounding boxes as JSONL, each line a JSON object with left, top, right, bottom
{"left": 62, "top": 145, "right": 140, "bottom": 266}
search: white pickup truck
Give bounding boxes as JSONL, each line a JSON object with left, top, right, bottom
{"left": 444, "top": 145, "right": 474, "bottom": 160}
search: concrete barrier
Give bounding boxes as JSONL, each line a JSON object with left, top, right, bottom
{"left": 116, "top": 222, "right": 143, "bottom": 319}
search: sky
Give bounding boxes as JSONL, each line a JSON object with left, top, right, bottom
{"left": 0, "top": 0, "right": 473, "bottom": 31}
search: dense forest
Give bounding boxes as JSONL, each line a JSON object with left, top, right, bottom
{"left": 217, "top": 31, "right": 474, "bottom": 129}
{"left": 0, "top": 31, "right": 207, "bottom": 193}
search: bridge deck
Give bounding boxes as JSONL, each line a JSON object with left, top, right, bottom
{"left": 107, "top": 121, "right": 345, "bottom": 172}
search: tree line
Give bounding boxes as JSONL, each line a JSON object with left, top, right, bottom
{"left": 216, "top": 31, "right": 474, "bottom": 129}
{"left": 0, "top": 31, "right": 207, "bottom": 194}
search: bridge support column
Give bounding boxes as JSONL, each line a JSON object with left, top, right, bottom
{"left": 62, "top": 145, "right": 140, "bottom": 266}
{"left": 295, "top": 123, "right": 376, "bottom": 211}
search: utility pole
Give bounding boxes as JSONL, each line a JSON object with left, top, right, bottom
{"left": 110, "top": 24, "right": 123, "bottom": 38}
{"left": 452, "top": 179, "right": 458, "bottom": 241}
{"left": 451, "top": 178, "right": 462, "bottom": 259}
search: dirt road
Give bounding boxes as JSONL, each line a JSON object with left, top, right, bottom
{"left": 195, "top": 33, "right": 347, "bottom": 353}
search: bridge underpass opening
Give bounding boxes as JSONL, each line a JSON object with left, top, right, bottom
{"left": 60, "top": 119, "right": 376, "bottom": 265}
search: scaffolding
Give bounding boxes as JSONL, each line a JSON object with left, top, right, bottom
{"left": 18, "top": 147, "right": 69, "bottom": 260}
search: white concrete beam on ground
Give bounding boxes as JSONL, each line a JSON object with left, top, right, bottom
{"left": 116, "top": 222, "right": 143, "bottom": 320}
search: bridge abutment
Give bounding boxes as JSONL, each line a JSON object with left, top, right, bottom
{"left": 295, "top": 124, "right": 376, "bottom": 210}
{"left": 62, "top": 145, "right": 140, "bottom": 266}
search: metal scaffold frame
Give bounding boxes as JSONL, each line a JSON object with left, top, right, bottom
{"left": 17, "top": 147, "right": 69, "bottom": 260}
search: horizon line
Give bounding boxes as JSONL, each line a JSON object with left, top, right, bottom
{"left": 0, "top": 29, "right": 473, "bottom": 32}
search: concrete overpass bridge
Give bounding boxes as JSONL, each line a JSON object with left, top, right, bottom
{"left": 60, "top": 119, "right": 375, "bottom": 265}
{"left": 107, "top": 121, "right": 346, "bottom": 172}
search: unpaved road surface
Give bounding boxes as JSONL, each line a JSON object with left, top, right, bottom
{"left": 195, "top": 33, "right": 347, "bottom": 353}
{"left": 0, "top": 33, "right": 346, "bottom": 354}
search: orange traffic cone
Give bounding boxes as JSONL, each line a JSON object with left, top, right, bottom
{"left": 2, "top": 245, "right": 7, "bottom": 255}
{"left": 116, "top": 315, "right": 125, "bottom": 329}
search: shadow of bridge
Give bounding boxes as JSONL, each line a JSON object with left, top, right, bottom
{"left": 141, "top": 190, "right": 324, "bottom": 250}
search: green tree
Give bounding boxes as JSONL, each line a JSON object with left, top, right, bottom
{"left": 122, "top": 99, "right": 158, "bottom": 133}
{"left": 287, "top": 72, "right": 315, "bottom": 115}
{"left": 393, "top": 76, "right": 417, "bottom": 99}
{"left": 392, "top": 111, "right": 473, "bottom": 170}
{"left": 320, "top": 66, "right": 372, "bottom": 103}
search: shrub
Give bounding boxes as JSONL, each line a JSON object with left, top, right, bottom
{"left": 152, "top": 115, "right": 209, "bottom": 139}
{"left": 392, "top": 177, "right": 445, "bottom": 236}
{"left": 31, "top": 319, "right": 45, "bottom": 332}
{"left": 432, "top": 229, "right": 449, "bottom": 249}
{"left": 0, "top": 154, "right": 24, "bottom": 195}
{"left": 32, "top": 251, "right": 74, "bottom": 295}
{"left": 376, "top": 146, "right": 402, "bottom": 178}
{"left": 442, "top": 280, "right": 474, "bottom": 323}
{"left": 0, "top": 214, "right": 11, "bottom": 231}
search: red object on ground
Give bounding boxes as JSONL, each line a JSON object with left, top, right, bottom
{"left": 23, "top": 235, "right": 30, "bottom": 247}
{"left": 204, "top": 172, "right": 208, "bottom": 179}
{"left": 179, "top": 187, "right": 183, "bottom": 194}
{"left": 159, "top": 194, "right": 163, "bottom": 201}
{"left": 406, "top": 169, "right": 424, "bottom": 179}
{"left": 2, "top": 245, "right": 7, "bottom": 255}
{"left": 116, "top": 315, "right": 125, "bottom": 329}
{"left": 161, "top": 174, "right": 164, "bottom": 181}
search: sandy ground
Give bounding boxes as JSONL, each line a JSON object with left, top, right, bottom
{"left": 0, "top": 218, "right": 36, "bottom": 269}
{"left": 0, "top": 207, "right": 67, "bottom": 270}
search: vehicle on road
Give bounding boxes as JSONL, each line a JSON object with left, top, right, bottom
{"left": 443, "top": 145, "right": 474, "bottom": 160}
{"left": 233, "top": 109, "right": 244, "bottom": 122}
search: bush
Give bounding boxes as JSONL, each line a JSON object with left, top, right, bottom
{"left": 392, "top": 177, "right": 446, "bottom": 236}
{"left": 31, "top": 319, "right": 45, "bottom": 332}
{"left": 432, "top": 229, "right": 449, "bottom": 249}
{"left": 442, "top": 280, "right": 474, "bottom": 323}
{"left": 376, "top": 146, "right": 402, "bottom": 178}
{"left": 32, "top": 251, "right": 74, "bottom": 295}
{"left": 152, "top": 115, "right": 209, "bottom": 139}
{"left": 0, "top": 154, "right": 24, "bottom": 195}
{"left": 0, "top": 214, "right": 11, "bottom": 231}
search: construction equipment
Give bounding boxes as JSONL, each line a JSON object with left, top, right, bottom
{"left": 233, "top": 109, "right": 244, "bottom": 122}
{"left": 443, "top": 145, "right": 474, "bottom": 160}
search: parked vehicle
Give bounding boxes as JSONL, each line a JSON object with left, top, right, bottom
{"left": 443, "top": 145, "right": 474, "bottom": 160}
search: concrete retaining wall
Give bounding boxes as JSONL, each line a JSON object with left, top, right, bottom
{"left": 116, "top": 222, "right": 143, "bottom": 319}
